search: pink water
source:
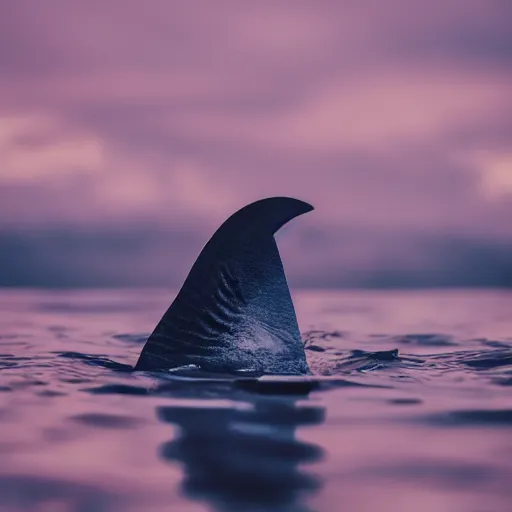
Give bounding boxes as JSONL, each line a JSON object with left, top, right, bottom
{"left": 0, "top": 289, "right": 511, "bottom": 512}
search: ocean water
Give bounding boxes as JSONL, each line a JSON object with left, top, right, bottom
{"left": 0, "top": 289, "right": 511, "bottom": 512}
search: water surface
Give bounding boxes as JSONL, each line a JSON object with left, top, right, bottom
{"left": 0, "top": 289, "right": 511, "bottom": 512}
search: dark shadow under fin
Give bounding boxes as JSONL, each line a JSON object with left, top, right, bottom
{"left": 135, "top": 197, "right": 313, "bottom": 375}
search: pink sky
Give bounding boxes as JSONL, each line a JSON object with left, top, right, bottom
{"left": 0, "top": 0, "right": 511, "bottom": 287}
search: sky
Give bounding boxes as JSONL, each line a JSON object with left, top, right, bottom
{"left": 0, "top": 0, "right": 511, "bottom": 288}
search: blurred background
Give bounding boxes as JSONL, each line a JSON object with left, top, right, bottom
{"left": 0, "top": 0, "right": 511, "bottom": 289}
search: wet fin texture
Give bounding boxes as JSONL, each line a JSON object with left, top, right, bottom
{"left": 135, "top": 197, "right": 313, "bottom": 375}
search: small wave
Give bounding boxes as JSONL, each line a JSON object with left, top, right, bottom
{"left": 0, "top": 474, "right": 121, "bottom": 511}
{"left": 84, "top": 384, "right": 149, "bottom": 395}
{"left": 55, "top": 351, "right": 132, "bottom": 372}
{"left": 389, "top": 334, "right": 457, "bottom": 347}
{"left": 69, "top": 412, "right": 145, "bottom": 429}
{"left": 112, "top": 333, "right": 149, "bottom": 344}
{"left": 461, "top": 351, "right": 512, "bottom": 370}
{"left": 424, "top": 409, "right": 512, "bottom": 427}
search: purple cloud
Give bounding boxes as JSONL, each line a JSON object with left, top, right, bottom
{"left": 0, "top": 0, "right": 511, "bottom": 287}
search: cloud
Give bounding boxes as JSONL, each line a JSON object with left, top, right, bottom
{"left": 175, "top": 67, "right": 512, "bottom": 152}
{"left": 0, "top": 0, "right": 511, "bottom": 287}
{"left": 1, "top": 225, "right": 511, "bottom": 289}
{"left": 0, "top": 114, "right": 103, "bottom": 182}
{"left": 459, "top": 150, "right": 512, "bottom": 200}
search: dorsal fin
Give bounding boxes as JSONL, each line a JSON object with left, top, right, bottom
{"left": 135, "top": 197, "right": 313, "bottom": 375}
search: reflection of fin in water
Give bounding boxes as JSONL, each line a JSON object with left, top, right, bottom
{"left": 135, "top": 197, "right": 313, "bottom": 375}
{"left": 158, "top": 397, "right": 324, "bottom": 511}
